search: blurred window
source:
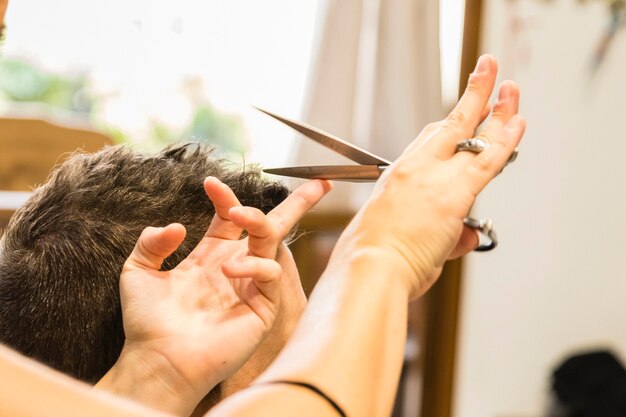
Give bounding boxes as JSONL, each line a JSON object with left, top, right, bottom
{"left": 1, "top": 0, "right": 320, "bottom": 166}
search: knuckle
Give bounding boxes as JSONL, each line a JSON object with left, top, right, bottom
{"left": 291, "top": 190, "right": 312, "bottom": 210}
{"left": 466, "top": 72, "right": 484, "bottom": 93}
{"left": 490, "top": 100, "right": 509, "bottom": 119}
{"left": 471, "top": 153, "right": 492, "bottom": 173}
{"left": 423, "top": 120, "right": 445, "bottom": 134}
{"left": 267, "top": 213, "right": 287, "bottom": 237}
{"left": 389, "top": 160, "right": 413, "bottom": 181}
{"left": 293, "top": 185, "right": 323, "bottom": 210}
{"left": 445, "top": 110, "right": 468, "bottom": 128}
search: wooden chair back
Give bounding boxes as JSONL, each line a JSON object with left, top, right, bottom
{"left": 0, "top": 117, "right": 113, "bottom": 229}
{"left": 0, "top": 117, "right": 113, "bottom": 191}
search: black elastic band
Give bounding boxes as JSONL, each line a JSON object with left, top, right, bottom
{"left": 262, "top": 380, "right": 347, "bottom": 417}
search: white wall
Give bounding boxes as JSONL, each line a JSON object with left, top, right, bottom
{"left": 454, "top": 1, "right": 626, "bottom": 416}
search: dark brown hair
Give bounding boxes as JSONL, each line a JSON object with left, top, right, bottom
{"left": 0, "top": 143, "right": 288, "bottom": 383}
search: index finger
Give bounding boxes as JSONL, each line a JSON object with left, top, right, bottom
{"left": 204, "top": 176, "right": 244, "bottom": 240}
{"left": 266, "top": 180, "right": 333, "bottom": 237}
{"left": 227, "top": 180, "right": 332, "bottom": 259}
{"left": 430, "top": 55, "right": 498, "bottom": 155}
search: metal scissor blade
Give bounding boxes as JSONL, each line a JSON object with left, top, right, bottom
{"left": 264, "top": 165, "right": 385, "bottom": 182}
{"left": 255, "top": 107, "right": 391, "bottom": 166}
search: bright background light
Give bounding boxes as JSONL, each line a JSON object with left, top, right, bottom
{"left": 3, "top": 0, "right": 466, "bottom": 162}
{"left": 2, "top": 0, "right": 321, "bottom": 166}
{"left": 440, "top": 0, "right": 466, "bottom": 108}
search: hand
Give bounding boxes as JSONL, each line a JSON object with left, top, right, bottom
{"left": 96, "top": 178, "right": 332, "bottom": 416}
{"left": 214, "top": 243, "right": 308, "bottom": 404}
{"left": 334, "top": 54, "right": 525, "bottom": 299}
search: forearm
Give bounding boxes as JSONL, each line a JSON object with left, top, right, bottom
{"left": 211, "top": 247, "right": 412, "bottom": 417}
{"left": 0, "top": 343, "right": 169, "bottom": 417}
{"left": 95, "top": 344, "right": 207, "bottom": 417}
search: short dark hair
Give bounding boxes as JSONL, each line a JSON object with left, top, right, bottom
{"left": 0, "top": 143, "right": 288, "bottom": 383}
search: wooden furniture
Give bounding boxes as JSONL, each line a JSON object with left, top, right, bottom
{"left": 0, "top": 117, "right": 113, "bottom": 190}
{"left": 0, "top": 116, "right": 113, "bottom": 231}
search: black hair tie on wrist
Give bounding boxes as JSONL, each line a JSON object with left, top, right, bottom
{"left": 262, "top": 380, "right": 347, "bottom": 417}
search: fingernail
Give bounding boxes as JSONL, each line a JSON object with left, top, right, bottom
{"left": 474, "top": 55, "right": 490, "bottom": 74}
{"left": 206, "top": 176, "right": 225, "bottom": 186}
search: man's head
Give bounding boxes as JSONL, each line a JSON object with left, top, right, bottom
{"left": 0, "top": 143, "right": 305, "bottom": 409}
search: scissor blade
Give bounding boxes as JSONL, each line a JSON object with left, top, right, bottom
{"left": 255, "top": 107, "right": 391, "bottom": 166}
{"left": 264, "top": 165, "right": 385, "bottom": 182}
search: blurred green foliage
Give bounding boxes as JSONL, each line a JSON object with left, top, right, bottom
{"left": 144, "top": 105, "right": 247, "bottom": 157}
{"left": 0, "top": 58, "right": 247, "bottom": 155}
{"left": 185, "top": 105, "right": 246, "bottom": 155}
{"left": 0, "top": 58, "right": 93, "bottom": 112}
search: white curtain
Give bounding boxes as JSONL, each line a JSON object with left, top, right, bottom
{"left": 294, "top": 0, "right": 444, "bottom": 211}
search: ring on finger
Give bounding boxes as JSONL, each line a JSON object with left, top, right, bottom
{"left": 455, "top": 138, "right": 519, "bottom": 165}
{"left": 463, "top": 217, "right": 498, "bottom": 251}
{"left": 456, "top": 138, "right": 489, "bottom": 154}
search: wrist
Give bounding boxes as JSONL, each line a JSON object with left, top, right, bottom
{"left": 95, "top": 342, "right": 205, "bottom": 417}
{"left": 260, "top": 246, "right": 411, "bottom": 417}
{"left": 328, "top": 243, "right": 422, "bottom": 299}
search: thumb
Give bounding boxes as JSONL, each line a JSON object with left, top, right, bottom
{"left": 448, "top": 226, "right": 480, "bottom": 260}
{"left": 126, "top": 224, "right": 187, "bottom": 270}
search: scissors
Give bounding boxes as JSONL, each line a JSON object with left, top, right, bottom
{"left": 257, "top": 107, "right": 503, "bottom": 251}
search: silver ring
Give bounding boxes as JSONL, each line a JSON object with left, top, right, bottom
{"left": 456, "top": 139, "right": 519, "bottom": 165}
{"left": 456, "top": 138, "right": 488, "bottom": 154}
{"left": 463, "top": 217, "right": 498, "bottom": 251}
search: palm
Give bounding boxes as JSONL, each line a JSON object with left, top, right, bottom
{"left": 121, "top": 236, "right": 272, "bottom": 387}
{"left": 116, "top": 178, "right": 331, "bottom": 399}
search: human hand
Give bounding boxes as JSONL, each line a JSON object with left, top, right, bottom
{"left": 213, "top": 242, "right": 308, "bottom": 404}
{"left": 96, "top": 178, "right": 331, "bottom": 416}
{"left": 334, "top": 54, "right": 525, "bottom": 299}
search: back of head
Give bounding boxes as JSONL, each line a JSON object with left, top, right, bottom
{"left": 0, "top": 143, "right": 288, "bottom": 382}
